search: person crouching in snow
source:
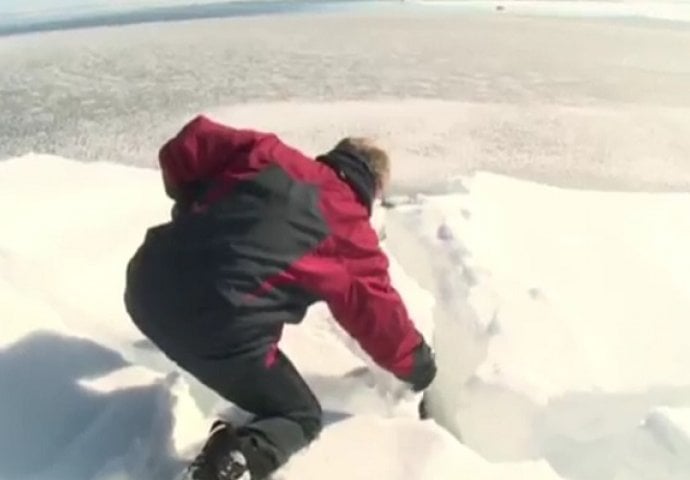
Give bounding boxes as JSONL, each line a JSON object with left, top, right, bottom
{"left": 124, "top": 116, "right": 437, "bottom": 480}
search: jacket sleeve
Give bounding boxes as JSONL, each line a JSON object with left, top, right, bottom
{"left": 319, "top": 219, "right": 427, "bottom": 380}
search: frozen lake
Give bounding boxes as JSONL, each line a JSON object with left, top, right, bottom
{"left": 1, "top": 5, "right": 689, "bottom": 192}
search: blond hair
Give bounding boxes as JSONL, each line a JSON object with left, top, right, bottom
{"left": 334, "top": 137, "right": 390, "bottom": 191}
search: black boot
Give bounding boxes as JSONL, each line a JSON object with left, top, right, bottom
{"left": 184, "top": 421, "right": 251, "bottom": 480}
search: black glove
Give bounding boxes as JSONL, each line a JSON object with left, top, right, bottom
{"left": 399, "top": 341, "right": 436, "bottom": 392}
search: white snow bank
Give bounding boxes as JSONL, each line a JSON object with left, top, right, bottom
{"left": 386, "top": 172, "right": 690, "bottom": 480}
{"left": 279, "top": 414, "right": 561, "bottom": 480}
{"left": 0, "top": 155, "right": 564, "bottom": 480}
{"left": 3, "top": 140, "right": 689, "bottom": 480}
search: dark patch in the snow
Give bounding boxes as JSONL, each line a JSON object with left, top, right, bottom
{"left": 381, "top": 194, "right": 424, "bottom": 209}
{"left": 461, "top": 208, "right": 472, "bottom": 220}
{"left": 445, "top": 178, "right": 469, "bottom": 194}
{"left": 461, "top": 266, "right": 479, "bottom": 287}
{"left": 437, "top": 224, "right": 454, "bottom": 241}
{"left": 486, "top": 314, "right": 501, "bottom": 336}
{"left": 133, "top": 338, "right": 158, "bottom": 351}
{"left": 323, "top": 410, "right": 353, "bottom": 426}
{"left": 343, "top": 366, "right": 370, "bottom": 379}
{"left": 528, "top": 287, "right": 543, "bottom": 300}
{"left": 0, "top": 331, "right": 180, "bottom": 480}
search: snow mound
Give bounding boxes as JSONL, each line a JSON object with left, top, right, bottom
{"left": 4, "top": 152, "right": 688, "bottom": 480}
{"left": 0, "top": 155, "right": 565, "bottom": 480}
{"left": 386, "top": 172, "right": 690, "bottom": 480}
{"left": 278, "top": 414, "right": 562, "bottom": 480}
{"left": 615, "top": 407, "right": 690, "bottom": 480}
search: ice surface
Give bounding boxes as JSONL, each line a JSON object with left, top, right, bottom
{"left": 3, "top": 10, "right": 690, "bottom": 195}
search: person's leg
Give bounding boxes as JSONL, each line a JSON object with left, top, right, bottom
{"left": 126, "top": 300, "right": 320, "bottom": 478}
{"left": 181, "top": 347, "right": 322, "bottom": 479}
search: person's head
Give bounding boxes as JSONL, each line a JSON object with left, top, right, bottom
{"left": 332, "top": 137, "right": 391, "bottom": 198}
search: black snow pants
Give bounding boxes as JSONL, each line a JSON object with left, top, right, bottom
{"left": 130, "top": 313, "right": 323, "bottom": 479}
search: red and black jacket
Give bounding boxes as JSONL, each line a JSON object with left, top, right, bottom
{"left": 125, "top": 115, "right": 432, "bottom": 385}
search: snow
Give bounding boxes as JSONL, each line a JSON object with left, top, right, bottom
{"left": 2, "top": 0, "right": 690, "bottom": 476}
{"left": 1, "top": 108, "right": 689, "bottom": 480}
{"left": 615, "top": 407, "right": 690, "bottom": 480}
{"left": 386, "top": 173, "right": 690, "bottom": 479}
{"left": 0, "top": 154, "right": 567, "bottom": 480}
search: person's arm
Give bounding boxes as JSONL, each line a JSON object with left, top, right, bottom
{"left": 318, "top": 221, "right": 436, "bottom": 391}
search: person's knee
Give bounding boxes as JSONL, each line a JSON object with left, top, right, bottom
{"left": 302, "top": 416, "right": 322, "bottom": 441}
{"left": 296, "top": 403, "right": 323, "bottom": 442}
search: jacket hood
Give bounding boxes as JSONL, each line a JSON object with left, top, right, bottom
{"left": 158, "top": 115, "right": 268, "bottom": 204}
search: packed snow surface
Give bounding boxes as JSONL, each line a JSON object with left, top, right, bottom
{"left": 1, "top": 95, "right": 689, "bottom": 479}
